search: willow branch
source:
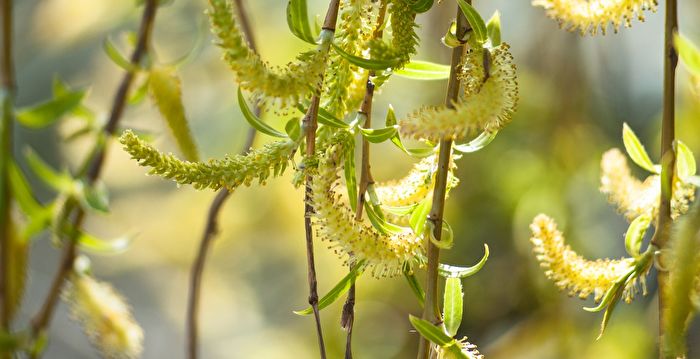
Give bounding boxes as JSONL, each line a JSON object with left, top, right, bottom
{"left": 417, "top": 5, "right": 469, "bottom": 359}
{"left": 652, "top": 0, "right": 678, "bottom": 356}
{"left": 186, "top": 1, "right": 258, "bottom": 358}
{"left": 28, "top": 0, "right": 159, "bottom": 351}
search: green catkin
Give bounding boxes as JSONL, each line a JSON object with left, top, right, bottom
{"left": 120, "top": 130, "right": 295, "bottom": 191}
{"left": 208, "top": 0, "right": 330, "bottom": 106}
{"left": 368, "top": 0, "right": 419, "bottom": 69}
{"left": 399, "top": 44, "right": 518, "bottom": 142}
{"left": 310, "top": 133, "right": 424, "bottom": 277}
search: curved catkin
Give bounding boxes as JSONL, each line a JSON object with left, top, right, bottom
{"left": 529, "top": 214, "right": 636, "bottom": 303}
{"left": 63, "top": 274, "right": 143, "bottom": 359}
{"left": 120, "top": 130, "right": 295, "bottom": 191}
{"left": 368, "top": 0, "right": 419, "bottom": 69}
{"left": 532, "top": 0, "right": 657, "bottom": 35}
{"left": 398, "top": 44, "right": 518, "bottom": 143}
{"left": 311, "top": 138, "right": 424, "bottom": 277}
{"left": 600, "top": 148, "right": 696, "bottom": 221}
{"left": 208, "top": 0, "right": 329, "bottom": 105}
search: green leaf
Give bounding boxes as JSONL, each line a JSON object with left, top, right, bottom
{"left": 296, "top": 104, "right": 349, "bottom": 128}
{"left": 486, "top": 11, "right": 501, "bottom": 46}
{"left": 386, "top": 105, "right": 436, "bottom": 157}
{"left": 385, "top": 105, "right": 398, "bottom": 126}
{"left": 622, "top": 123, "right": 657, "bottom": 173}
{"left": 408, "top": 315, "right": 454, "bottom": 347}
{"left": 403, "top": 269, "right": 425, "bottom": 307}
{"left": 128, "top": 76, "right": 150, "bottom": 105}
{"left": 103, "top": 37, "right": 136, "bottom": 72}
{"left": 428, "top": 220, "right": 454, "bottom": 249}
{"left": 443, "top": 277, "right": 463, "bottom": 337}
{"left": 77, "top": 180, "right": 110, "bottom": 214}
{"left": 675, "top": 33, "right": 700, "bottom": 76}
{"left": 410, "top": 196, "right": 432, "bottom": 235}
{"left": 344, "top": 141, "right": 358, "bottom": 212}
{"left": 453, "top": 131, "right": 498, "bottom": 153}
{"left": 442, "top": 21, "right": 460, "bottom": 48}
{"left": 364, "top": 202, "right": 409, "bottom": 235}
{"left": 149, "top": 67, "right": 200, "bottom": 162}
{"left": 394, "top": 60, "right": 450, "bottom": 80}
{"left": 8, "top": 160, "right": 42, "bottom": 216}
{"left": 583, "top": 270, "right": 632, "bottom": 313}
{"left": 286, "top": 0, "right": 316, "bottom": 44}
{"left": 596, "top": 286, "right": 623, "bottom": 340}
{"left": 405, "top": 0, "right": 433, "bottom": 13}
{"left": 625, "top": 214, "right": 651, "bottom": 258}
{"left": 294, "top": 260, "right": 366, "bottom": 315}
{"left": 676, "top": 140, "right": 696, "bottom": 180}
{"left": 438, "top": 244, "right": 489, "bottom": 278}
{"left": 24, "top": 149, "right": 72, "bottom": 192}
{"left": 285, "top": 118, "right": 302, "bottom": 142}
{"left": 359, "top": 125, "right": 398, "bottom": 143}
{"left": 382, "top": 203, "right": 418, "bottom": 216}
{"left": 456, "top": 0, "right": 488, "bottom": 45}
{"left": 238, "top": 88, "right": 287, "bottom": 138}
{"left": 16, "top": 90, "right": 86, "bottom": 128}
{"left": 77, "top": 232, "right": 131, "bottom": 255}
{"left": 332, "top": 43, "right": 399, "bottom": 70}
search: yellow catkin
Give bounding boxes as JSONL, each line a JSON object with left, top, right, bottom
{"left": 311, "top": 138, "right": 424, "bottom": 277}
{"left": 532, "top": 0, "right": 657, "bottom": 35}
{"left": 398, "top": 44, "right": 518, "bottom": 143}
{"left": 600, "top": 148, "right": 695, "bottom": 221}
{"left": 63, "top": 274, "right": 143, "bottom": 359}
{"left": 529, "top": 214, "right": 636, "bottom": 302}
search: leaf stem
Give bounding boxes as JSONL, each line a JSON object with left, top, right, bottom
{"left": 186, "top": 1, "right": 258, "bottom": 357}
{"left": 27, "top": 1, "right": 159, "bottom": 355}
{"left": 416, "top": 4, "right": 469, "bottom": 359}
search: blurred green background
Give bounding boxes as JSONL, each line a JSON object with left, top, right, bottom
{"left": 9, "top": 0, "right": 700, "bottom": 357}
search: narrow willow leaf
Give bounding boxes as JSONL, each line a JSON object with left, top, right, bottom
{"left": 364, "top": 202, "right": 408, "bottom": 235}
{"left": 406, "top": 0, "right": 434, "bottom": 13}
{"left": 386, "top": 105, "right": 398, "bottom": 126}
{"left": 149, "top": 67, "right": 200, "bottom": 162}
{"left": 596, "top": 287, "right": 623, "bottom": 340}
{"left": 394, "top": 61, "right": 450, "bottom": 80}
{"left": 442, "top": 21, "right": 460, "bottom": 48}
{"left": 8, "top": 160, "right": 42, "bottom": 216}
{"left": 438, "top": 244, "right": 489, "bottom": 278}
{"left": 453, "top": 131, "right": 498, "bottom": 153}
{"left": 675, "top": 33, "right": 700, "bottom": 76}
{"left": 359, "top": 125, "right": 398, "bottom": 143}
{"left": 344, "top": 141, "right": 358, "bottom": 212}
{"left": 625, "top": 214, "right": 651, "bottom": 258}
{"left": 77, "top": 180, "right": 110, "bottom": 214}
{"left": 77, "top": 232, "right": 131, "bottom": 255}
{"left": 238, "top": 88, "right": 287, "bottom": 138}
{"left": 128, "top": 76, "right": 150, "bottom": 105}
{"left": 383, "top": 203, "right": 418, "bottom": 216}
{"left": 286, "top": 0, "right": 316, "bottom": 44}
{"left": 443, "top": 277, "right": 463, "bottom": 337}
{"left": 296, "top": 104, "right": 348, "bottom": 128}
{"left": 410, "top": 196, "right": 432, "bottom": 235}
{"left": 332, "top": 43, "right": 399, "bottom": 70}
{"left": 486, "top": 11, "right": 501, "bottom": 46}
{"left": 408, "top": 315, "right": 454, "bottom": 347}
{"left": 676, "top": 140, "right": 696, "bottom": 180}
{"left": 403, "top": 269, "right": 425, "bottom": 307}
{"left": 285, "top": 118, "right": 302, "bottom": 142}
{"left": 16, "top": 90, "right": 86, "bottom": 128}
{"left": 6, "top": 224, "right": 28, "bottom": 321}
{"left": 103, "top": 37, "right": 136, "bottom": 72}
{"left": 428, "top": 220, "right": 454, "bottom": 250}
{"left": 25, "top": 149, "right": 72, "bottom": 192}
{"left": 387, "top": 105, "right": 436, "bottom": 157}
{"left": 294, "top": 261, "right": 366, "bottom": 315}
{"left": 622, "top": 123, "right": 657, "bottom": 173}
{"left": 456, "top": 0, "right": 487, "bottom": 44}
{"left": 583, "top": 271, "right": 630, "bottom": 313}
{"left": 22, "top": 206, "right": 53, "bottom": 240}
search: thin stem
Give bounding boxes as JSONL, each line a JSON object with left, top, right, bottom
{"left": 186, "top": 1, "right": 258, "bottom": 357}
{"left": 28, "top": 0, "right": 159, "bottom": 353}
{"left": 417, "top": 5, "right": 469, "bottom": 359}
{"left": 652, "top": 0, "right": 678, "bottom": 356}
{"left": 0, "top": 0, "right": 14, "bottom": 348}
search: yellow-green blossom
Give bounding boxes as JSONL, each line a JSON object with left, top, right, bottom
{"left": 367, "top": 0, "right": 419, "bottom": 69}
{"left": 533, "top": 0, "right": 657, "bottom": 35}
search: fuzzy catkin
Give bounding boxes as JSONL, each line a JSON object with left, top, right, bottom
{"left": 208, "top": 0, "right": 330, "bottom": 105}
{"left": 310, "top": 135, "right": 424, "bottom": 277}
{"left": 367, "top": 0, "right": 419, "bottom": 69}
{"left": 532, "top": 0, "right": 657, "bottom": 35}
{"left": 120, "top": 130, "right": 295, "bottom": 191}
{"left": 399, "top": 44, "right": 518, "bottom": 143}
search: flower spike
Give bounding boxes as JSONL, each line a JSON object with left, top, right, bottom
{"left": 532, "top": 0, "right": 657, "bottom": 35}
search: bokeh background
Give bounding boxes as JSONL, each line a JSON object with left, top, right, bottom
{"left": 8, "top": 0, "right": 700, "bottom": 357}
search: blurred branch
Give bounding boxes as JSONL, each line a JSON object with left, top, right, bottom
{"left": 28, "top": 1, "right": 159, "bottom": 355}
{"left": 417, "top": 4, "right": 469, "bottom": 359}
{"left": 186, "top": 0, "right": 258, "bottom": 357}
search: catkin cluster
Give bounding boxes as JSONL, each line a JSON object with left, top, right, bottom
{"left": 399, "top": 44, "right": 518, "bottom": 142}
{"left": 532, "top": 0, "right": 658, "bottom": 35}
{"left": 120, "top": 130, "right": 295, "bottom": 191}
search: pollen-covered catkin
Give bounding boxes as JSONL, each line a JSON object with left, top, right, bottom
{"left": 399, "top": 44, "right": 518, "bottom": 142}
{"left": 63, "top": 274, "right": 143, "bottom": 359}
{"left": 208, "top": 0, "right": 329, "bottom": 105}
{"left": 310, "top": 135, "right": 424, "bottom": 277}
{"left": 120, "top": 130, "right": 295, "bottom": 191}
{"left": 532, "top": 0, "right": 657, "bottom": 35}
{"left": 367, "top": 0, "right": 419, "bottom": 69}
{"left": 375, "top": 154, "right": 458, "bottom": 207}
{"left": 529, "top": 214, "right": 636, "bottom": 302}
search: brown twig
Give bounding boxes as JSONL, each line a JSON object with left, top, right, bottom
{"left": 416, "top": 4, "right": 469, "bottom": 359}
{"left": 186, "top": 1, "right": 258, "bottom": 357}
{"left": 651, "top": 0, "right": 678, "bottom": 357}
{"left": 28, "top": 0, "right": 159, "bottom": 354}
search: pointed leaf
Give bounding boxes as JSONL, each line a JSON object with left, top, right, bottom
{"left": 394, "top": 61, "right": 450, "bottom": 80}
{"left": 676, "top": 140, "right": 696, "bottom": 180}
{"left": 359, "top": 125, "right": 398, "bottom": 143}
{"left": 364, "top": 202, "right": 409, "bottom": 235}
{"left": 24, "top": 149, "right": 72, "bottom": 192}
{"left": 406, "top": 0, "right": 434, "bottom": 13}
{"left": 296, "top": 104, "right": 348, "bottom": 128}
{"left": 408, "top": 315, "right": 454, "bottom": 347}
{"left": 625, "top": 214, "right": 651, "bottom": 258}
{"left": 16, "top": 89, "right": 86, "bottom": 128}
{"left": 332, "top": 43, "right": 399, "bottom": 70}
{"left": 410, "top": 196, "right": 432, "bottom": 235}
{"left": 77, "top": 232, "right": 132, "bottom": 255}
{"left": 8, "top": 160, "right": 42, "bottom": 216}
{"left": 675, "top": 33, "right": 700, "bottom": 76}
{"left": 622, "top": 123, "right": 657, "bottom": 173}
{"left": 486, "top": 11, "right": 501, "bottom": 46}
{"left": 285, "top": 118, "right": 302, "bottom": 142}
{"left": 456, "top": 0, "right": 487, "bottom": 45}
{"left": 403, "top": 269, "right": 425, "bottom": 307}
{"left": 438, "top": 244, "right": 489, "bottom": 278}
{"left": 294, "top": 261, "right": 366, "bottom": 315}
{"left": 443, "top": 277, "right": 463, "bottom": 337}
{"left": 286, "top": 0, "right": 316, "bottom": 44}
{"left": 103, "top": 37, "right": 136, "bottom": 72}
{"left": 238, "top": 88, "right": 287, "bottom": 138}
{"left": 344, "top": 141, "right": 358, "bottom": 212}
{"left": 453, "top": 131, "right": 498, "bottom": 153}
{"left": 383, "top": 203, "right": 418, "bottom": 216}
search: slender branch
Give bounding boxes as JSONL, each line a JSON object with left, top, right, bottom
{"left": 417, "top": 5, "right": 469, "bottom": 359}
{"left": 28, "top": 0, "right": 159, "bottom": 352}
{"left": 652, "top": 0, "right": 678, "bottom": 356}
{"left": 0, "top": 0, "right": 14, "bottom": 348}
{"left": 186, "top": 1, "right": 258, "bottom": 357}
